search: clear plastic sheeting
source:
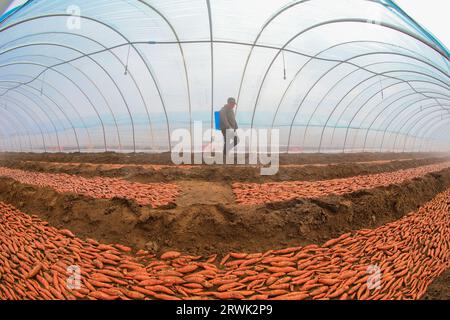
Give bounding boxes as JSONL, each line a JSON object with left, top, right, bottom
{"left": 0, "top": 0, "right": 448, "bottom": 153}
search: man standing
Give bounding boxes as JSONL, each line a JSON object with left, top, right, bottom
{"left": 220, "top": 97, "right": 239, "bottom": 156}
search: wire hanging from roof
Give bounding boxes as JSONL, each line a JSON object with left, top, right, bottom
{"left": 124, "top": 43, "right": 131, "bottom": 75}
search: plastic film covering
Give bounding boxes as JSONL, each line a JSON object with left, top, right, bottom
{"left": 0, "top": 0, "right": 448, "bottom": 153}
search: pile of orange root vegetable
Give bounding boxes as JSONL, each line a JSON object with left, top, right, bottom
{"left": 0, "top": 187, "right": 448, "bottom": 300}
{"left": 0, "top": 167, "right": 179, "bottom": 207}
{"left": 233, "top": 162, "right": 450, "bottom": 205}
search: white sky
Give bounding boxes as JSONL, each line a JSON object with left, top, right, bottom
{"left": 5, "top": 0, "right": 450, "bottom": 49}
{"left": 394, "top": 0, "right": 449, "bottom": 49}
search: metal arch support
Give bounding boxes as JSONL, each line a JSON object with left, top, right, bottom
{"left": 333, "top": 82, "right": 411, "bottom": 148}
{"left": 1, "top": 12, "right": 448, "bottom": 154}
{"left": 421, "top": 121, "right": 450, "bottom": 153}
{"left": 417, "top": 117, "right": 450, "bottom": 152}
{"left": 0, "top": 107, "right": 31, "bottom": 151}
{"left": 340, "top": 82, "right": 405, "bottom": 153}
{"left": 0, "top": 14, "right": 172, "bottom": 151}
{"left": 1, "top": 85, "right": 72, "bottom": 152}
{"left": 303, "top": 61, "right": 448, "bottom": 152}
{"left": 0, "top": 126, "right": 10, "bottom": 152}
{"left": 3, "top": 43, "right": 130, "bottom": 151}
{"left": 0, "top": 81, "right": 68, "bottom": 141}
{"left": 4, "top": 0, "right": 194, "bottom": 150}
{"left": 236, "top": 0, "right": 406, "bottom": 107}
{"left": 0, "top": 33, "right": 151, "bottom": 150}
{"left": 351, "top": 92, "right": 450, "bottom": 151}
{"left": 418, "top": 119, "right": 450, "bottom": 152}
{"left": 0, "top": 94, "right": 48, "bottom": 151}
{"left": 377, "top": 97, "right": 450, "bottom": 152}
{"left": 284, "top": 50, "right": 444, "bottom": 139}
{"left": 291, "top": 55, "right": 449, "bottom": 151}
{"left": 389, "top": 98, "right": 450, "bottom": 146}
{"left": 337, "top": 80, "right": 409, "bottom": 152}
{"left": 336, "top": 70, "right": 450, "bottom": 133}
{"left": 401, "top": 106, "right": 450, "bottom": 152}
{"left": 137, "top": 39, "right": 447, "bottom": 76}
{"left": 316, "top": 67, "right": 449, "bottom": 152}
{"left": 340, "top": 76, "right": 450, "bottom": 153}
{"left": 302, "top": 70, "right": 395, "bottom": 149}
{"left": 333, "top": 78, "right": 450, "bottom": 144}
{"left": 7, "top": 46, "right": 138, "bottom": 152}
{"left": 0, "top": 79, "right": 81, "bottom": 152}
{"left": 393, "top": 108, "right": 449, "bottom": 152}
{"left": 3, "top": 134, "right": 19, "bottom": 152}
{"left": 101, "top": 38, "right": 450, "bottom": 153}
{"left": 369, "top": 93, "right": 450, "bottom": 151}
{"left": 0, "top": 101, "right": 41, "bottom": 152}
{"left": 0, "top": 127, "right": 22, "bottom": 151}
{"left": 0, "top": 102, "right": 34, "bottom": 151}
{"left": 248, "top": 18, "right": 450, "bottom": 142}
{"left": 136, "top": 0, "right": 193, "bottom": 150}
{"left": 3, "top": 111, "right": 34, "bottom": 151}
{"left": 394, "top": 107, "right": 450, "bottom": 151}
{"left": 0, "top": 70, "right": 93, "bottom": 149}
{"left": 361, "top": 92, "right": 450, "bottom": 152}
{"left": 0, "top": 85, "right": 62, "bottom": 151}
{"left": 397, "top": 103, "right": 450, "bottom": 151}
{"left": 0, "top": 46, "right": 118, "bottom": 151}
{"left": 1, "top": 77, "right": 80, "bottom": 152}
{"left": 322, "top": 67, "right": 450, "bottom": 148}
{"left": 412, "top": 114, "right": 450, "bottom": 152}
{"left": 206, "top": 0, "right": 214, "bottom": 141}
{"left": 11, "top": 1, "right": 385, "bottom": 150}
{"left": 378, "top": 96, "right": 450, "bottom": 151}
{"left": 0, "top": 61, "right": 109, "bottom": 151}
{"left": 343, "top": 91, "right": 449, "bottom": 153}
{"left": 0, "top": 122, "right": 20, "bottom": 152}
{"left": 0, "top": 31, "right": 155, "bottom": 150}
{"left": 4, "top": 5, "right": 449, "bottom": 73}
{"left": 0, "top": 111, "right": 28, "bottom": 151}
{"left": 272, "top": 39, "right": 449, "bottom": 130}
{"left": 358, "top": 97, "right": 434, "bottom": 152}
{"left": 0, "top": 43, "right": 134, "bottom": 152}
{"left": 236, "top": 0, "right": 316, "bottom": 110}
{"left": 132, "top": 44, "right": 450, "bottom": 152}
{"left": 0, "top": 113, "right": 23, "bottom": 151}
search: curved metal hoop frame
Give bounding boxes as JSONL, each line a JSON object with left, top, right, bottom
{"left": 0, "top": 1, "right": 448, "bottom": 153}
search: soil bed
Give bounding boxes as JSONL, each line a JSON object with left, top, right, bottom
{"left": 2, "top": 151, "right": 447, "bottom": 165}
{"left": 422, "top": 269, "right": 450, "bottom": 300}
{"left": 0, "top": 153, "right": 448, "bottom": 183}
{"left": 0, "top": 169, "right": 448, "bottom": 257}
{"left": 0, "top": 151, "right": 448, "bottom": 300}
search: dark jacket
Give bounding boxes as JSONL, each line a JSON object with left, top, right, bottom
{"left": 220, "top": 104, "right": 238, "bottom": 130}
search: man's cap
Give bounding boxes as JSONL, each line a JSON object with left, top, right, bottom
{"left": 227, "top": 97, "right": 236, "bottom": 104}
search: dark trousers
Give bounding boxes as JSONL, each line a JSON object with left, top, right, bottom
{"left": 222, "top": 129, "right": 239, "bottom": 154}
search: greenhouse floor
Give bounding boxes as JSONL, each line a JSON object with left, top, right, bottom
{"left": 0, "top": 152, "right": 448, "bottom": 300}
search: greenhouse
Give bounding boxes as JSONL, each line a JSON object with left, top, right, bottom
{"left": 0, "top": 0, "right": 450, "bottom": 303}
{"left": 0, "top": 0, "right": 448, "bottom": 153}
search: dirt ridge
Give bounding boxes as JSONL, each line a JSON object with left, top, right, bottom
{"left": 0, "top": 169, "right": 448, "bottom": 257}
{"left": 0, "top": 157, "right": 448, "bottom": 183}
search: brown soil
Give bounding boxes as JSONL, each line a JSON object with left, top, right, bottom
{"left": 1, "top": 151, "right": 448, "bottom": 165}
{"left": 0, "top": 169, "right": 448, "bottom": 258}
{"left": 422, "top": 269, "right": 450, "bottom": 300}
{"left": 0, "top": 152, "right": 448, "bottom": 299}
{"left": 0, "top": 155, "right": 448, "bottom": 183}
